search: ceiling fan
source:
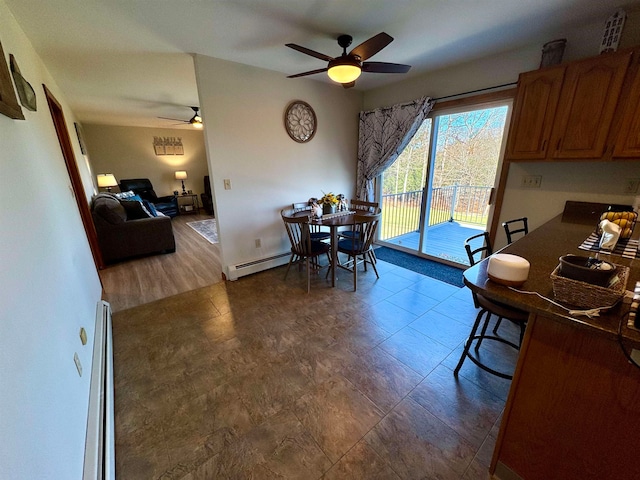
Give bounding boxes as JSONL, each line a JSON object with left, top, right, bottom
{"left": 286, "top": 32, "right": 411, "bottom": 88}
{"left": 158, "top": 106, "right": 203, "bottom": 128}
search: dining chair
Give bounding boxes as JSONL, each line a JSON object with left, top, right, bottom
{"left": 338, "top": 199, "right": 380, "bottom": 239}
{"left": 331, "top": 213, "right": 380, "bottom": 291}
{"left": 292, "top": 202, "right": 330, "bottom": 242}
{"left": 454, "top": 231, "right": 528, "bottom": 379}
{"left": 502, "top": 217, "right": 529, "bottom": 244}
{"left": 281, "top": 210, "right": 331, "bottom": 293}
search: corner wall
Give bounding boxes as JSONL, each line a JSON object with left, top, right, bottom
{"left": 194, "top": 55, "right": 363, "bottom": 275}
{"left": 0, "top": 1, "right": 103, "bottom": 478}
{"left": 82, "top": 124, "right": 209, "bottom": 197}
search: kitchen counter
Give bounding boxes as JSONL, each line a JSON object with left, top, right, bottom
{"left": 467, "top": 213, "right": 640, "bottom": 480}
{"left": 464, "top": 213, "right": 640, "bottom": 344}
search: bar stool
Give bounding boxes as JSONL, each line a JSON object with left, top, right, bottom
{"left": 454, "top": 231, "right": 528, "bottom": 380}
{"left": 502, "top": 217, "right": 529, "bottom": 244}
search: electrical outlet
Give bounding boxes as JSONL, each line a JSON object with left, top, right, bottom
{"left": 255, "top": 238, "right": 261, "bottom": 248}
{"left": 624, "top": 178, "right": 640, "bottom": 194}
{"left": 521, "top": 175, "right": 542, "bottom": 188}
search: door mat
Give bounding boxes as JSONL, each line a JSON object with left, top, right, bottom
{"left": 187, "top": 219, "right": 219, "bottom": 244}
{"left": 374, "top": 246, "right": 464, "bottom": 287}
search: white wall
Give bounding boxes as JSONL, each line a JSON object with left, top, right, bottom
{"left": 364, "top": 17, "right": 640, "bottom": 249}
{"left": 0, "top": 1, "right": 103, "bottom": 478}
{"left": 82, "top": 124, "right": 209, "bottom": 197}
{"left": 194, "top": 55, "right": 362, "bottom": 274}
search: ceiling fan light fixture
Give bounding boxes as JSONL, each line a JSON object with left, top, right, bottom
{"left": 327, "top": 57, "right": 361, "bottom": 83}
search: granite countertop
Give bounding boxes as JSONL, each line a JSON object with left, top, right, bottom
{"left": 463, "top": 214, "right": 640, "bottom": 344}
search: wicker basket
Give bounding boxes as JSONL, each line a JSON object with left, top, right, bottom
{"left": 550, "top": 263, "right": 630, "bottom": 309}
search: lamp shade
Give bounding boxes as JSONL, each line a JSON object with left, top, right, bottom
{"left": 97, "top": 173, "right": 118, "bottom": 188}
{"left": 174, "top": 170, "right": 188, "bottom": 180}
{"left": 327, "top": 57, "right": 362, "bottom": 83}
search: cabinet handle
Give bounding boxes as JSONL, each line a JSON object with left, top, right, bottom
{"left": 542, "top": 139, "right": 547, "bottom": 151}
{"left": 556, "top": 139, "right": 562, "bottom": 151}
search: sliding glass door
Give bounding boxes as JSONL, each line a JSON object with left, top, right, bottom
{"left": 379, "top": 101, "right": 511, "bottom": 266}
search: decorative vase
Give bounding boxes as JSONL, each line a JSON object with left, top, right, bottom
{"left": 323, "top": 204, "right": 336, "bottom": 215}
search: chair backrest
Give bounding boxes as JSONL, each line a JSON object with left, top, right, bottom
{"left": 350, "top": 199, "right": 379, "bottom": 213}
{"left": 465, "top": 231, "right": 493, "bottom": 266}
{"left": 119, "top": 178, "right": 158, "bottom": 202}
{"left": 502, "top": 217, "right": 529, "bottom": 244}
{"left": 281, "top": 210, "right": 312, "bottom": 255}
{"left": 342, "top": 213, "right": 381, "bottom": 254}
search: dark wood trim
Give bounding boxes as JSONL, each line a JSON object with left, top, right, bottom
{"left": 431, "top": 88, "right": 516, "bottom": 113}
{"left": 43, "top": 84, "right": 104, "bottom": 270}
{"left": 488, "top": 160, "right": 512, "bottom": 244}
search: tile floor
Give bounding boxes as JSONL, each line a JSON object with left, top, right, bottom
{"left": 113, "top": 258, "right": 520, "bottom": 479}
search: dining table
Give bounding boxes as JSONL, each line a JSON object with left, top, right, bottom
{"left": 291, "top": 209, "right": 372, "bottom": 287}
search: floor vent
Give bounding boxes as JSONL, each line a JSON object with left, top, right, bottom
{"left": 83, "top": 300, "right": 115, "bottom": 480}
{"left": 227, "top": 252, "right": 290, "bottom": 280}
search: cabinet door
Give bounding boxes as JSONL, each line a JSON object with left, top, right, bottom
{"left": 613, "top": 56, "right": 640, "bottom": 158}
{"left": 505, "top": 66, "right": 565, "bottom": 160}
{"left": 551, "top": 52, "right": 632, "bottom": 159}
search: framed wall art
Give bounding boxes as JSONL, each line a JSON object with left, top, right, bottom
{"left": 0, "top": 40, "right": 24, "bottom": 120}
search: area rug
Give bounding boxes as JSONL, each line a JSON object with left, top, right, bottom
{"left": 374, "top": 246, "right": 464, "bottom": 287}
{"left": 186, "top": 219, "right": 219, "bottom": 244}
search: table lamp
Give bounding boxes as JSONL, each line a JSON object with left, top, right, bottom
{"left": 97, "top": 173, "right": 118, "bottom": 192}
{"left": 175, "top": 170, "right": 188, "bottom": 195}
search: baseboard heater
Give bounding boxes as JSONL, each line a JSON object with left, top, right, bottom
{"left": 227, "top": 252, "right": 290, "bottom": 280}
{"left": 83, "top": 300, "right": 115, "bottom": 480}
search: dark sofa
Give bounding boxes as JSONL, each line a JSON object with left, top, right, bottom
{"left": 91, "top": 193, "right": 176, "bottom": 264}
{"left": 118, "top": 178, "right": 179, "bottom": 217}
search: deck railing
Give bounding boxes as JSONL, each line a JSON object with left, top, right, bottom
{"left": 380, "top": 185, "right": 491, "bottom": 240}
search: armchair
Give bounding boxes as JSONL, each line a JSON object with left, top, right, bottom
{"left": 118, "top": 178, "right": 179, "bottom": 217}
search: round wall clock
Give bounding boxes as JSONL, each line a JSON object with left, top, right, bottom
{"left": 284, "top": 100, "right": 317, "bottom": 143}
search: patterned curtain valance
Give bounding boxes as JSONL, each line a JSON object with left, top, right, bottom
{"left": 356, "top": 96, "right": 434, "bottom": 201}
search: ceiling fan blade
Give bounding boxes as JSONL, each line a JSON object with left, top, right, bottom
{"left": 342, "top": 81, "right": 356, "bottom": 89}
{"left": 362, "top": 61, "right": 411, "bottom": 74}
{"left": 158, "top": 116, "right": 188, "bottom": 122}
{"left": 285, "top": 43, "right": 333, "bottom": 62}
{"left": 349, "top": 32, "right": 393, "bottom": 61}
{"left": 287, "top": 68, "right": 328, "bottom": 79}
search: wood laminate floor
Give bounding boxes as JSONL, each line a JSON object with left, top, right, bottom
{"left": 113, "top": 258, "right": 520, "bottom": 479}
{"left": 100, "top": 213, "right": 222, "bottom": 312}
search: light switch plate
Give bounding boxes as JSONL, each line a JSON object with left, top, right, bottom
{"left": 73, "top": 352, "right": 82, "bottom": 377}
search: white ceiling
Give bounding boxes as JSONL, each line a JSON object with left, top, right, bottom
{"left": 5, "top": 0, "right": 637, "bottom": 129}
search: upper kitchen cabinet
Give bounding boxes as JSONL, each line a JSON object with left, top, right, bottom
{"left": 612, "top": 53, "right": 640, "bottom": 158}
{"left": 506, "top": 49, "right": 636, "bottom": 162}
{"left": 550, "top": 51, "right": 631, "bottom": 159}
{"left": 505, "top": 66, "right": 565, "bottom": 160}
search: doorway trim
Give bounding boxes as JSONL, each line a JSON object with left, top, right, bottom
{"left": 43, "top": 85, "right": 104, "bottom": 269}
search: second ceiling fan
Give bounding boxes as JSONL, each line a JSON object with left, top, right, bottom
{"left": 158, "top": 106, "right": 203, "bottom": 128}
{"left": 286, "top": 32, "right": 411, "bottom": 88}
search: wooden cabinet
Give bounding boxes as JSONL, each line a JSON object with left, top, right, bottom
{"left": 506, "top": 48, "right": 637, "bottom": 161}
{"left": 551, "top": 52, "right": 631, "bottom": 159}
{"left": 493, "top": 313, "right": 640, "bottom": 480}
{"left": 505, "top": 66, "right": 565, "bottom": 160}
{"left": 613, "top": 58, "right": 640, "bottom": 158}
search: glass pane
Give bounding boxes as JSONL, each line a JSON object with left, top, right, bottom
{"left": 380, "top": 119, "right": 432, "bottom": 248}
{"left": 380, "top": 103, "right": 509, "bottom": 266}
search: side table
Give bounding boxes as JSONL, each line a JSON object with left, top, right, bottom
{"left": 177, "top": 193, "right": 199, "bottom": 215}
